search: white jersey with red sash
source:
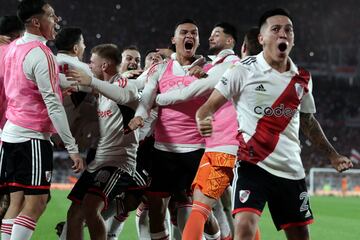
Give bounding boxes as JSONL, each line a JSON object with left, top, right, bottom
{"left": 215, "top": 52, "right": 316, "bottom": 180}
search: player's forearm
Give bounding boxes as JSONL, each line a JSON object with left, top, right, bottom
{"left": 91, "top": 77, "right": 139, "bottom": 104}
{"left": 300, "top": 113, "right": 339, "bottom": 158}
{"left": 42, "top": 91, "right": 78, "bottom": 153}
{"left": 135, "top": 79, "right": 158, "bottom": 118}
{"left": 59, "top": 74, "right": 92, "bottom": 92}
{"left": 196, "top": 89, "right": 227, "bottom": 120}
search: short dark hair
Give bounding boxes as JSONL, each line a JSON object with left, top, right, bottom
{"left": 258, "top": 8, "right": 293, "bottom": 29}
{"left": 91, "top": 44, "right": 121, "bottom": 66}
{"left": 0, "top": 15, "right": 24, "bottom": 38}
{"left": 145, "top": 49, "right": 157, "bottom": 58}
{"left": 174, "top": 18, "right": 198, "bottom": 32}
{"left": 122, "top": 45, "right": 140, "bottom": 54}
{"left": 214, "top": 22, "right": 237, "bottom": 43}
{"left": 17, "top": 0, "right": 47, "bottom": 24}
{"left": 244, "top": 27, "right": 262, "bottom": 55}
{"left": 54, "top": 27, "right": 83, "bottom": 51}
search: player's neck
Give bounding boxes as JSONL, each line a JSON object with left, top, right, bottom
{"left": 104, "top": 70, "right": 118, "bottom": 82}
{"left": 264, "top": 54, "right": 289, "bottom": 73}
{"left": 176, "top": 54, "right": 195, "bottom": 66}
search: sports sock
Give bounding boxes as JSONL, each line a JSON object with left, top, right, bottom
{"left": 182, "top": 201, "right": 212, "bottom": 240}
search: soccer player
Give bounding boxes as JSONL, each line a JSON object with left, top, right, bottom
{"left": 0, "top": 14, "right": 24, "bottom": 223}
{"left": 196, "top": 8, "right": 353, "bottom": 240}
{"left": 144, "top": 49, "right": 164, "bottom": 70}
{"left": 128, "top": 19, "right": 209, "bottom": 240}
{"left": 240, "top": 27, "right": 262, "bottom": 59}
{"left": 54, "top": 27, "right": 99, "bottom": 153}
{"left": 64, "top": 43, "right": 140, "bottom": 240}
{"left": 103, "top": 48, "right": 165, "bottom": 240}
{"left": 119, "top": 45, "right": 143, "bottom": 78}
{"left": 53, "top": 27, "right": 99, "bottom": 240}
{"left": 0, "top": 1, "right": 84, "bottom": 239}
{"left": 155, "top": 22, "right": 261, "bottom": 240}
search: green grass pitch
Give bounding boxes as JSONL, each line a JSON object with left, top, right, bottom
{"left": 31, "top": 190, "right": 360, "bottom": 239}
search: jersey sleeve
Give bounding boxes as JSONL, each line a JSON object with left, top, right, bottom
{"left": 24, "top": 47, "right": 78, "bottom": 153}
{"left": 215, "top": 64, "right": 247, "bottom": 100}
{"left": 300, "top": 76, "right": 316, "bottom": 113}
{"left": 135, "top": 63, "right": 165, "bottom": 118}
{"left": 90, "top": 77, "right": 139, "bottom": 104}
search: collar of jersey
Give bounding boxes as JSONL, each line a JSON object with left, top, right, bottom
{"left": 257, "top": 52, "right": 299, "bottom": 75}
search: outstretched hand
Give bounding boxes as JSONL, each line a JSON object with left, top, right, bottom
{"left": 122, "top": 69, "right": 144, "bottom": 79}
{"left": 66, "top": 68, "right": 92, "bottom": 86}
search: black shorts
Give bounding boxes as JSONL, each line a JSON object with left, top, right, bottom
{"left": 2, "top": 139, "right": 53, "bottom": 195}
{"left": 0, "top": 142, "right": 8, "bottom": 195}
{"left": 68, "top": 166, "right": 150, "bottom": 209}
{"left": 232, "top": 161, "right": 314, "bottom": 230}
{"left": 149, "top": 148, "right": 204, "bottom": 194}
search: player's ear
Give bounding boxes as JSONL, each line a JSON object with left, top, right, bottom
{"left": 73, "top": 44, "right": 79, "bottom": 55}
{"left": 258, "top": 33, "right": 264, "bottom": 46}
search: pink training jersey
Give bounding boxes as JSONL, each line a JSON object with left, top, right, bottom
{"left": 4, "top": 40, "right": 62, "bottom": 133}
{"left": 216, "top": 53, "right": 316, "bottom": 180}
{"left": 155, "top": 59, "right": 206, "bottom": 145}
{"left": 204, "top": 52, "right": 240, "bottom": 154}
{"left": 0, "top": 44, "right": 9, "bottom": 130}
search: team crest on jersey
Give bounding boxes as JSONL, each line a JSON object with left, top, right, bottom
{"left": 45, "top": 171, "right": 52, "bottom": 182}
{"left": 294, "top": 83, "right": 304, "bottom": 99}
{"left": 239, "top": 190, "right": 251, "bottom": 203}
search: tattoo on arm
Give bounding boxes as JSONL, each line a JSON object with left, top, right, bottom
{"left": 300, "top": 113, "right": 338, "bottom": 158}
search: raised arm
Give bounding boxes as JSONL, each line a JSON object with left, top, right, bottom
{"left": 156, "top": 62, "right": 232, "bottom": 106}
{"left": 300, "top": 112, "right": 353, "bottom": 172}
{"left": 66, "top": 68, "right": 139, "bottom": 104}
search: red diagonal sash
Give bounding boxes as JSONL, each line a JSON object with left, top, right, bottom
{"left": 237, "top": 68, "right": 310, "bottom": 164}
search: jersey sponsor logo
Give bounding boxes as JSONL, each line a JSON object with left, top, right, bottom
{"left": 159, "top": 77, "right": 192, "bottom": 89}
{"left": 253, "top": 104, "right": 298, "bottom": 118}
{"left": 239, "top": 190, "right": 250, "bottom": 203}
{"left": 97, "top": 109, "right": 113, "bottom": 118}
{"left": 220, "top": 76, "right": 228, "bottom": 85}
{"left": 255, "top": 84, "right": 266, "bottom": 92}
{"left": 45, "top": 171, "right": 52, "bottom": 182}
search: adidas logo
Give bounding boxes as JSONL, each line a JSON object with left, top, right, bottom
{"left": 255, "top": 84, "right": 266, "bottom": 91}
